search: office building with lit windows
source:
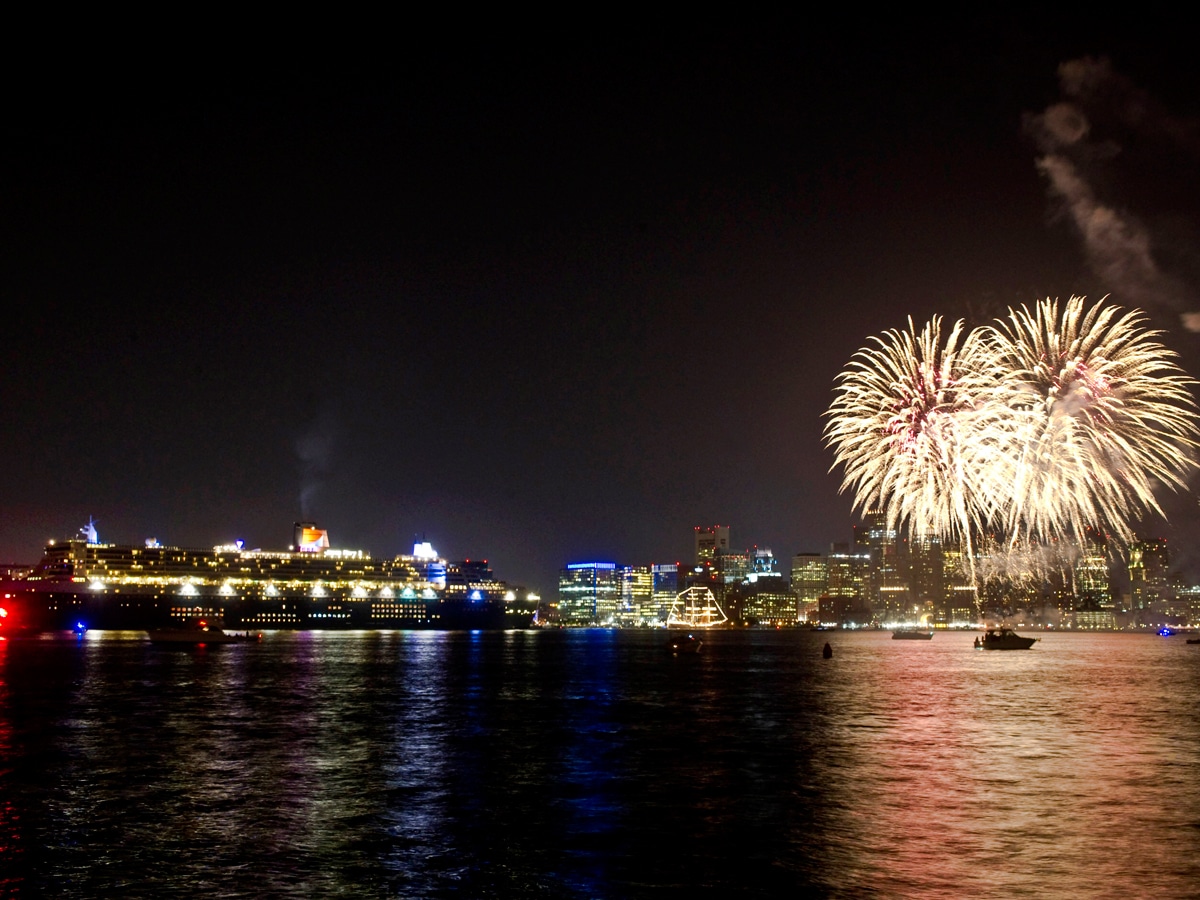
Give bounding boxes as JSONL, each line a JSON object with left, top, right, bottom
{"left": 790, "top": 553, "right": 826, "bottom": 624}
{"left": 1129, "top": 537, "right": 1171, "bottom": 623}
{"left": 617, "top": 565, "right": 656, "bottom": 626}
{"left": 558, "top": 561, "right": 620, "bottom": 625}
{"left": 694, "top": 525, "right": 730, "bottom": 563}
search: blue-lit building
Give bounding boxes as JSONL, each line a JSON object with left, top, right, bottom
{"left": 558, "top": 562, "right": 620, "bottom": 625}
{"left": 651, "top": 563, "right": 678, "bottom": 624}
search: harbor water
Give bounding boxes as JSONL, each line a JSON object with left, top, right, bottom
{"left": 2, "top": 629, "right": 1199, "bottom": 898}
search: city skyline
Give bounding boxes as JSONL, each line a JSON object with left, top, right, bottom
{"left": 5, "top": 26, "right": 1200, "bottom": 590}
{"left": 554, "top": 521, "right": 1193, "bottom": 629}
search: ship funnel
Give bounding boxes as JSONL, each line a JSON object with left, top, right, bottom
{"left": 293, "top": 522, "right": 330, "bottom": 552}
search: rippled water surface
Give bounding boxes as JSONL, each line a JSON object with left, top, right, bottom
{"left": 2, "top": 629, "right": 1198, "bottom": 898}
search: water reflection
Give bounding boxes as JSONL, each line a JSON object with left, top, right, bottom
{"left": 809, "top": 632, "right": 1200, "bottom": 898}
{"left": 0, "top": 638, "right": 23, "bottom": 895}
{"left": 0, "top": 630, "right": 1197, "bottom": 897}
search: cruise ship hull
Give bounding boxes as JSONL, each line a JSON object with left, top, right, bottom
{"left": 1, "top": 583, "right": 532, "bottom": 631}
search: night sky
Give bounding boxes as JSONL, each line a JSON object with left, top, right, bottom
{"left": 5, "top": 23, "right": 1200, "bottom": 591}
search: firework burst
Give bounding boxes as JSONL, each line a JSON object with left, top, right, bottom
{"left": 823, "top": 316, "right": 1001, "bottom": 547}
{"left": 826, "top": 296, "right": 1200, "bottom": 576}
{"left": 985, "top": 296, "right": 1200, "bottom": 545}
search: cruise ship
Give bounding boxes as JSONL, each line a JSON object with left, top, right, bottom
{"left": 0, "top": 521, "right": 537, "bottom": 632}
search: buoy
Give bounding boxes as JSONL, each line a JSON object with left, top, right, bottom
{"left": 822, "top": 642, "right": 833, "bottom": 659}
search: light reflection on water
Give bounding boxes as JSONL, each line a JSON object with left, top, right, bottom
{"left": 1, "top": 629, "right": 1198, "bottom": 898}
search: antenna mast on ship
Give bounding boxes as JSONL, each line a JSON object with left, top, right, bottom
{"left": 80, "top": 517, "right": 100, "bottom": 544}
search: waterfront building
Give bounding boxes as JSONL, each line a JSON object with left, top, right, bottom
{"left": 1129, "top": 537, "right": 1171, "bottom": 623}
{"left": 822, "top": 544, "right": 871, "bottom": 626}
{"left": 558, "top": 562, "right": 620, "bottom": 625}
{"left": 739, "top": 585, "right": 795, "bottom": 625}
{"left": 940, "top": 542, "right": 978, "bottom": 625}
{"left": 790, "top": 553, "right": 826, "bottom": 624}
{"left": 1177, "top": 585, "right": 1200, "bottom": 626}
{"left": 818, "top": 592, "right": 870, "bottom": 628}
{"left": 719, "top": 548, "right": 789, "bottom": 625}
{"left": 617, "top": 565, "right": 655, "bottom": 626}
{"left": 651, "top": 564, "right": 678, "bottom": 624}
{"left": 1158, "top": 581, "right": 1192, "bottom": 624}
{"left": 855, "top": 511, "right": 910, "bottom": 621}
{"left": 825, "top": 545, "right": 867, "bottom": 599}
{"left": 736, "top": 548, "right": 792, "bottom": 625}
{"left": 907, "top": 533, "right": 944, "bottom": 623}
{"left": 1075, "top": 530, "right": 1111, "bottom": 601}
{"left": 560, "top": 562, "right": 678, "bottom": 626}
{"left": 1073, "top": 529, "right": 1115, "bottom": 629}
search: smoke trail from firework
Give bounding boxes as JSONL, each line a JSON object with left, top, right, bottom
{"left": 1026, "top": 57, "right": 1200, "bottom": 330}
{"left": 976, "top": 539, "right": 1078, "bottom": 584}
{"left": 975, "top": 535, "right": 1087, "bottom": 589}
{"left": 825, "top": 296, "right": 1200, "bottom": 586}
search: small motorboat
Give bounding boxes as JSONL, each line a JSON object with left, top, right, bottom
{"left": 147, "top": 619, "right": 261, "bottom": 645}
{"left": 980, "top": 628, "right": 1037, "bottom": 650}
{"left": 892, "top": 628, "right": 933, "bottom": 640}
{"left": 666, "top": 633, "right": 702, "bottom": 654}
{"left": 1186, "top": 638, "right": 1200, "bottom": 645}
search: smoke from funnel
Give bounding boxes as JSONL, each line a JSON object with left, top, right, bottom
{"left": 296, "top": 410, "right": 337, "bottom": 519}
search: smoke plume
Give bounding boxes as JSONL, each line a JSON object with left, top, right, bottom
{"left": 296, "top": 409, "right": 338, "bottom": 519}
{"left": 1026, "top": 57, "right": 1200, "bottom": 329}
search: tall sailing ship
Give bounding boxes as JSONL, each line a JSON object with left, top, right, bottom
{"left": 665, "top": 586, "right": 729, "bottom": 628}
{"left": 0, "top": 520, "right": 536, "bottom": 632}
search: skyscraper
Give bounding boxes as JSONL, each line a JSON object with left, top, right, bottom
{"left": 908, "top": 533, "right": 945, "bottom": 623}
{"left": 1074, "top": 529, "right": 1114, "bottom": 629}
{"left": 651, "top": 564, "right": 678, "bottom": 624}
{"left": 694, "top": 525, "right": 730, "bottom": 564}
{"left": 854, "top": 511, "right": 909, "bottom": 620}
{"left": 1129, "top": 537, "right": 1170, "bottom": 618}
{"left": 821, "top": 543, "right": 871, "bottom": 626}
{"left": 791, "top": 552, "right": 827, "bottom": 624}
{"left": 737, "top": 548, "right": 792, "bottom": 625}
{"left": 617, "top": 565, "right": 655, "bottom": 626}
{"left": 558, "top": 562, "right": 619, "bottom": 625}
